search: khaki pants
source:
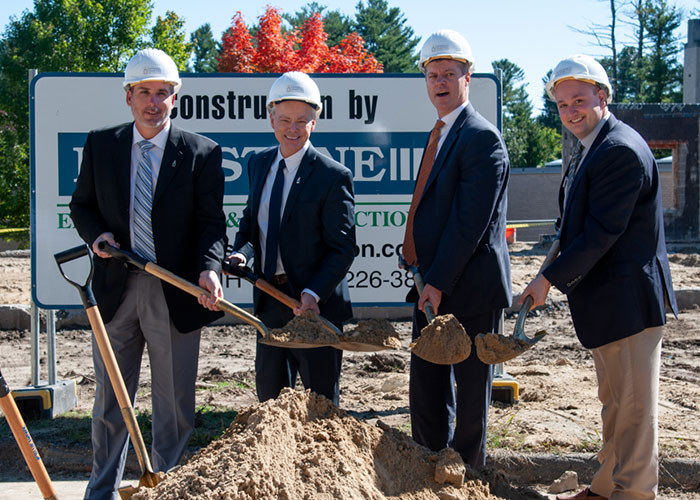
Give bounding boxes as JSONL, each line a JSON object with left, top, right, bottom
{"left": 590, "top": 326, "right": 663, "bottom": 500}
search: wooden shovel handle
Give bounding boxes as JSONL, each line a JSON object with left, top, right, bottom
{"left": 86, "top": 306, "right": 154, "bottom": 477}
{"left": 254, "top": 279, "right": 300, "bottom": 309}
{"left": 0, "top": 376, "right": 59, "bottom": 499}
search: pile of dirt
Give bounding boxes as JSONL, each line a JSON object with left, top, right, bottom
{"left": 411, "top": 314, "right": 471, "bottom": 365}
{"left": 130, "top": 389, "right": 502, "bottom": 500}
{"left": 341, "top": 318, "right": 402, "bottom": 349}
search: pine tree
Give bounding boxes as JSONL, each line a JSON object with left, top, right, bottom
{"left": 353, "top": 0, "right": 419, "bottom": 73}
{"left": 190, "top": 24, "right": 219, "bottom": 73}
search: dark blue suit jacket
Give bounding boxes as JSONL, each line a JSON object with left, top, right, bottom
{"left": 409, "top": 104, "right": 512, "bottom": 317}
{"left": 232, "top": 145, "right": 355, "bottom": 325}
{"left": 543, "top": 114, "right": 678, "bottom": 348}
{"left": 70, "top": 123, "right": 227, "bottom": 332}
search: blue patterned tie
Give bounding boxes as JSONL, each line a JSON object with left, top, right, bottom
{"left": 264, "top": 160, "right": 286, "bottom": 280}
{"left": 133, "top": 140, "right": 157, "bottom": 262}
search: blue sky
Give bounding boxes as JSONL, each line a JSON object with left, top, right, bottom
{"left": 2, "top": 0, "right": 697, "bottom": 111}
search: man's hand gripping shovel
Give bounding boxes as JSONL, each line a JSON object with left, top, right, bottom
{"left": 475, "top": 238, "right": 561, "bottom": 364}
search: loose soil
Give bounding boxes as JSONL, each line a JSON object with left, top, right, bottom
{"left": 411, "top": 313, "right": 472, "bottom": 365}
{"left": 1, "top": 242, "right": 699, "bottom": 499}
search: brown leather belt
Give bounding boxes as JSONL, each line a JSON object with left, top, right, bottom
{"left": 269, "top": 274, "right": 288, "bottom": 285}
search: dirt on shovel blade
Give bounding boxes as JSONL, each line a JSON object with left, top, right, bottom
{"left": 411, "top": 314, "right": 471, "bottom": 365}
{"left": 474, "top": 331, "right": 545, "bottom": 365}
{"left": 266, "top": 310, "right": 339, "bottom": 345}
{"left": 341, "top": 319, "right": 402, "bottom": 349}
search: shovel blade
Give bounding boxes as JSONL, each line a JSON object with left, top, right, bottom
{"left": 474, "top": 331, "right": 546, "bottom": 365}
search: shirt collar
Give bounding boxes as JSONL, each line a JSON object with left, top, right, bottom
{"left": 132, "top": 122, "right": 170, "bottom": 151}
{"left": 580, "top": 110, "right": 610, "bottom": 150}
{"left": 438, "top": 101, "right": 468, "bottom": 132}
{"left": 275, "top": 141, "right": 310, "bottom": 173}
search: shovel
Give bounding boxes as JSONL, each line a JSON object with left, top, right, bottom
{"left": 54, "top": 244, "right": 161, "bottom": 499}
{"left": 222, "top": 261, "right": 397, "bottom": 352}
{"left": 475, "top": 238, "right": 561, "bottom": 364}
{"left": 96, "top": 242, "right": 268, "bottom": 338}
{"left": 398, "top": 256, "right": 471, "bottom": 365}
{"left": 0, "top": 365, "right": 59, "bottom": 500}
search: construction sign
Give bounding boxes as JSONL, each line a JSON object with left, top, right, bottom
{"left": 31, "top": 73, "right": 500, "bottom": 309}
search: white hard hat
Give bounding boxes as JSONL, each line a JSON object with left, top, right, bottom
{"left": 419, "top": 29, "right": 475, "bottom": 74}
{"left": 545, "top": 54, "right": 613, "bottom": 103}
{"left": 123, "top": 48, "right": 182, "bottom": 94}
{"left": 267, "top": 72, "right": 322, "bottom": 117}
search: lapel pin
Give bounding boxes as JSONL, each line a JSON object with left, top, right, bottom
{"left": 295, "top": 177, "right": 301, "bottom": 184}
{"left": 171, "top": 160, "right": 177, "bottom": 168}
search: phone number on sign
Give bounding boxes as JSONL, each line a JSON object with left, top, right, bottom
{"left": 347, "top": 269, "right": 414, "bottom": 289}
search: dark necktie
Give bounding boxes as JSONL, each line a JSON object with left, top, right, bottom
{"left": 402, "top": 119, "right": 445, "bottom": 266}
{"left": 563, "top": 141, "right": 585, "bottom": 204}
{"left": 264, "top": 159, "right": 286, "bottom": 280}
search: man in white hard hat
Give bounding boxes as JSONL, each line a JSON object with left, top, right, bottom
{"left": 403, "top": 29, "right": 511, "bottom": 469}
{"left": 70, "top": 48, "right": 226, "bottom": 499}
{"left": 226, "top": 71, "right": 355, "bottom": 405}
{"left": 521, "top": 55, "right": 677, "bottom": 500}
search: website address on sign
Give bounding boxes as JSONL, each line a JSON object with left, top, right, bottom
{"left": 354, "top": 241, "right": 403, "bottom": 259}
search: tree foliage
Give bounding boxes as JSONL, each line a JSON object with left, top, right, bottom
{"left": 353, "top": 0, "right": 419, "bottom": 72}
{"left": 283, "top": 2, "right": 352, "bottom": 47}
{"left": 190, "top": 24, "right": 219, "bottom": 73}
{"left": 0, "top": 111, "right": 29, "bottom": 227}
{"left": 493, "top": 59, "right": 561, "bottom": 167}
{"left": 150, "top": 10, "right": 192, "bottom": 71}
{"left": 217, "top": 6, "right": 381, "bottom": 73}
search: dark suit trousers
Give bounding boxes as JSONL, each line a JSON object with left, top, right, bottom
{"left": 255, "top": 282, "right": 343, "bottom": 405}
{"left": 409, "top": 305, "right": 497, "bottom": 469}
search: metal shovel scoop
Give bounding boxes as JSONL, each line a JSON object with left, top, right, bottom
{"left": 222, "top": 261, "right": 398, "bottom": 352}
{"left": 54, "top": 244, "right": 161, "bottom": 498}
{"left": 475, "top": 238, "right": 561, "bottom": 364}
{"left": 398, "top": 256, "right": 471, "bottom": 365}
{"left": 97, "top": 242, "right": 268, "bottom": 338}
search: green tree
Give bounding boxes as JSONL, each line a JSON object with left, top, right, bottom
{"left": 353, "top": 0, "right": 419, "bottom": 72}
{"left": 493, "top": 59, "right": 561, "bottom": 167}
{"left": 150, "top": 10, "right": 192, "bottom": 70}
{"left": 0, "top": 111, "right": 29, "bottom": 227}
{"left": 0, "top": 0, "right": 152, "bottom": 228}
{"left": 190, "top": 24, "right": 219, "bottom": 72}
{"left": 537, "top": 69, "right": 560, "bottom": 131}
{"left": 641, "top": 0, "right": 682, "bottom": 102}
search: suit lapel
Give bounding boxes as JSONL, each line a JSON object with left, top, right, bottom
{"left": 420, "top": 106, "right": 468, "bottom": 201}
{"left": 252, "top": 149, "right": 277, "bottom": 221}
{"left": 562, "top": 114, "right": 617, "bottom": 219}
{"left": 115, "top": 124, "right": 133, "bottom": 215}
{"left": 153, "top": 125, "right": 184, "bottom": 206}
{"left": 281, "top": 146, "right": 315, "bottom": 226}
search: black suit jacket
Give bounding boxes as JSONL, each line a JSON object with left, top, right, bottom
{"left": 70, "top": 122, "right": 226, "bottom": 332}
{"left": 408, "top": 104, "right": 512, "bottom": 317}
{"left": 543, "top": 114, "right": 678, "bottom": 348}
{"left": 232, "top": 145, "right": 355, "bottom": 325}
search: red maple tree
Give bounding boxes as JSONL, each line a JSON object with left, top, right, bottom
{"left": 217, "top": 6, "right": 382, "bottom": 74}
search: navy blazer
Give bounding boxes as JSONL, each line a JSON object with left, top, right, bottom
{"left": 232, "top": 145, "right": 355, "bottom": 325}
{"left": 409, "top": 104, "right": 512, "bottom": 318}
{"left": 543, "top": 114, "right": 678, "bottom": 348}
{"left": 70, "top": 122, "right": 227, "bottom": 332}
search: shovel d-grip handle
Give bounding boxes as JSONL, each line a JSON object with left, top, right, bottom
{"left": 0, "top": 368, "right": 59, "bottom": 500}
{"left": 99, "top": 242, "right": 269, "bottom": 337}
{"left": 54, "top": 244, "right": 96, "bottom": 308}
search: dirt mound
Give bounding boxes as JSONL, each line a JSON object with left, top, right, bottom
{"left": 130, "top": 389, "right": 503, "bottom": 500}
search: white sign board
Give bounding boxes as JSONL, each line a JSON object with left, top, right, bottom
{"left": 31, "top": 73, "right": 500, "bottom": 309}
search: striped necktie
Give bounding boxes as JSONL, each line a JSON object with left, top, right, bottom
{"left": 133, "top": 140, "right": 157, "bottom": 262}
